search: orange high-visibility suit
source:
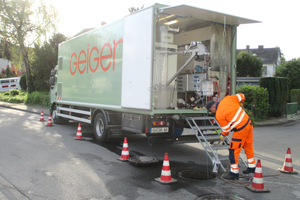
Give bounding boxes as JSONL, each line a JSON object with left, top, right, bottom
{"left": 215, "top": 93, "right": 255, "bottom": 174}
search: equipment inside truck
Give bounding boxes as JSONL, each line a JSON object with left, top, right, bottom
{"left": 153, "top": 5, "right": 235, "bottom": 110}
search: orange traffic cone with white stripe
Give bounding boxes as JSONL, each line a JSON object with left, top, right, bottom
{"left": 117, "top": 137, "right": 129, "bottom": 161}
{"left": 74, "top": 123, "right": 85, "bottom": 140}
{"left": 46, "top": 114, "right": 53, "bottom": 127}
{"left": 246, "top": 159, "right": 270, "bottom": 193}
{"left": 279, "top": 148, "right": 298, "bottom": 174}
{"left": 39, "top": 110, "right": 44, "bottom": 121}
{"left": 155, "top": 153, "right": 177, "bottom": 184}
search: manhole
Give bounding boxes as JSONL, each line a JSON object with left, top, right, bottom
{"left": 196, "top": 194, "right": 231, "bottom": 200}
{"left": 178, "top": 170, "right": 216, "bottom": 181}
{"left": 128, "top": 156, "right": 159, "bottom": 166}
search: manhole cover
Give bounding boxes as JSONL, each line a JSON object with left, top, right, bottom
{"left": 128, "top": 156, "right": 159, "bottom": 166}
{"left": 197, "top": 194, "right": 231, "bottom": 200}
{"left": 178, "top": 170, "right": 216, "bottom": 181}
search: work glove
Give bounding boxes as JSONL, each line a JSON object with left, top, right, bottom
{"left": 239, "top": 102, "right": 244, "bottom": 108}
{"left": 220, "top": 134, "right": 223, "bottom": 141}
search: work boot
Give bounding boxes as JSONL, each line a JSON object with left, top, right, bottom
{"left": 243, "top": 167, "right": 256, "bottom": 174}
{"left": 222, "top": 172, "right": 239, "bottom": 180}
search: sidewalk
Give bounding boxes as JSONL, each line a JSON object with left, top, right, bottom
{"left": 1, "top": 101, "right": 299, "bottom": 127}
{"left": 0, "top": 101, "right": 48, "bottom": 115}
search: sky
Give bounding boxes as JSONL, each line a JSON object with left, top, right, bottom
{"left": 46, "top": 0, "right": 299, "bottom": 61}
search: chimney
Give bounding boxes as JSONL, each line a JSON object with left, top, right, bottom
{"left": 258, "top": 45, "right": 264, "bottom": 52}
{"left": 246, "top": 45, "right": 250, "bottom": 53}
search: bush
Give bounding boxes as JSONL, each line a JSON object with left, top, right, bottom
{"left": 25, "top": 91, "right": 49, "bottom": 107}
{"left": 4, "top": 92, "right": 9, "bottom": 96}
{"left": 237, "top": 85, "right": 270, "bottom": 120}
{"left": 9, "top": 89, "right": 20, "bottom": 96}
{"left": 20, "top": 74, "right": 27, "bottom": 91}
{"left": 259, "top": 77, "right": 289, "bottom": 117}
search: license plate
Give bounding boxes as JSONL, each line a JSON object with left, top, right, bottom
{"left": 150, "top": 127, "right": 169, "bottom": 133}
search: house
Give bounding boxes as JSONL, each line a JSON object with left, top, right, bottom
{"left": 237, "top": 45, "right": 281, "bottom": 77}
{"left": 0, "top": 58, "right": 10, "bottom": 72}
{"left": 0, "top": 58, "right": 24, "bottom": 77}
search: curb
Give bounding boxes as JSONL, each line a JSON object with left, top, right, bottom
{"left": 0, "top": 102, "right": 49, "bottom": 116}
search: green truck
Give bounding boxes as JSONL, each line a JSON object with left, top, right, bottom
{"left": 49, "top": 4, "right": 258, "bottom": 143}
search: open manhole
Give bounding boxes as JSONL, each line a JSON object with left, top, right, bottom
{"left": 178, "top": 170, "right": 216, "bottom": 181}
{"left": 128, "top": 156, "right": 159, "bottom": 166}
{"left": 196, "top": 194, "right": 231, "bottom": 200}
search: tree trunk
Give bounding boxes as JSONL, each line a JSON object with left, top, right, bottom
{"left": 21, "top": 44, "right": 34, "bottom": 93}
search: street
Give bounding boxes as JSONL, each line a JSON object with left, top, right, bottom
{"left": 0, "top": 107, "right": 299, "bottom": 200}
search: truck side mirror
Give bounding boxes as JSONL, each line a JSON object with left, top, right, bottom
{"left": 50, "top": 77, "right": 55, "bottom": 85}
{"left": 50, "top": 69, "right": 56, "bottom": 76}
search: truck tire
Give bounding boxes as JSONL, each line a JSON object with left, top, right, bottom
{"left": 93, "top": 113, "right": 109, "bottom": 142}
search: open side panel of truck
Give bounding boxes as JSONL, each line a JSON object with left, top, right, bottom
{"left": 121, "top": 6, "right": 154, "bottom": 110}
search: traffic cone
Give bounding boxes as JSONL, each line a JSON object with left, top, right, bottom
{"left": 74, "top": 123, "right": 85, "bottom": 140}
{"left": 117, "top": 137, "right": 129, "bottom": 161}
{"left": 46, "top": 114, "right": 53, "bottom": 127}
{"left": 246, "top": 159, "right": 270, "bottom": 193}
{"left": 278, "top": 148, "right": 298, "bottom": 174}
{"left": 155, "top": 153, "right": 177, "bottom": 184}
{"left": 39, "top": 110, "right": 44, "bottom": 121}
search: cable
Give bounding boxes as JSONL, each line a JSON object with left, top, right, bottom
{"left": 220, "top": 159, "right": 281, "bottom": 187}
{"left": 223, "top": 16, "right": 227, "bottom": 37}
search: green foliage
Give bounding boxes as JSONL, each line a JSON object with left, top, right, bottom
{"left": 236, "top": 51, "right": 263, "bottom": 77}
{"left": 27, "top": 74, "right": 35, "bottom": 93}
{"left": 0, "top": 0, "right": 58, "bottom": 94}
{"left": 128, "top": 5, "right": 144, "bottom": 13}
{"left": 19, "top": 74, "right": 27, "bottom": 91}
{"left": 237, "top": 85, "right": 270, "bottom": 120}
{"left": 31, "top": 33, "right": 67, "bottom": 92}
{"left": 0, "top": 38, "right": 12, "bottom": 60}
{"left": 25, "top": 91, "right": 49, "bottom": 107}
{"left": 5, "top": 67, "right": 15, "bottom": 77}
{"left": 0, "top": 91, "right": 26, "bottom": 103}
{"left": 275, "top": 59, "right": 300, "bottom": 89}
{"left": 259, "top": 77, "right": 289, "bottom": 117}
{"left": 290, "top": 89, "right": 300, "bottom": 107}
{"left": 9, "top": 89, "right": 19, "bottom": 96}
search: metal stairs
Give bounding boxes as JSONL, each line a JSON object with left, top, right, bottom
{"left": 184, "top": 116, "right": 247, "bottom": 173}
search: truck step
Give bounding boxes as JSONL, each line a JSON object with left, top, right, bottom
{"left": 210, "top": 145, "right": 229, "bottom": 150}
{"left": 196, "top": 134, "right": 221, "bottom": 141}
{"left": 191, "top": 126, "right": 219, "bottom": 131}
{"left": 185, "top": 116, "right": 216, "bottom": 120}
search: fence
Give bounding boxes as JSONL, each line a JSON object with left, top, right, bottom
{"left": 286, "top": 102, "right": 298, "bottom": 116}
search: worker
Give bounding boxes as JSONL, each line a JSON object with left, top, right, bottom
{"left": 205, "top": 93, "right": 256, "bottom": 180}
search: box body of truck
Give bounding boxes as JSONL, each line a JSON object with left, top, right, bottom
{"left": 50, "top": 4, "right": 258, "bottom": 142}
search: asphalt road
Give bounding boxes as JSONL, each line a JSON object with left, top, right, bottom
{"left": 0, "top": 107, "right": 299, "bottom": 200}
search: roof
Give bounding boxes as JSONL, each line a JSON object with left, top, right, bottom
{"left": 158, "top": 4, "right": 261, "bottom": 26}
{"left": 237, "top": 46, "right": 281, "bottom": 64}
{"left": 73, "top": 28, "right": 95, "bottom": 38}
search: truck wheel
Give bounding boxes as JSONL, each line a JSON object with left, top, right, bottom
{"left": 93, "top": 113, "right": 109, "bottom": 142}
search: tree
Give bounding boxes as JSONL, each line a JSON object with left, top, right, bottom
{"left": 275, "top": 58, "right": 300, "bottom": 89}
{"left": 128, "top": 5, "right": 144, "bottom": 13}
{"left": 0, "top": 0, "right": 58, "bottom": 93}
{"left": 0, "top": 37, "right": 12, "bottom": 60}
{"left": 5, "top": 66, "right": 15, "bottom": 77}
{"left": 236, "top": 51, "right": 263, "bottom": 77}
{"left": 31, "top": 33, "right": 67, "bottom": 91}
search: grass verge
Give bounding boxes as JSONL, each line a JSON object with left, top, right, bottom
{"left": 0, "top": 90, "right": 49, "bottom": 107}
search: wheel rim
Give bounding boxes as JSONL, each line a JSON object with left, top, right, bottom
{"left": 96, "top": 118, "right": 104, "bottom": 137}
{"left": 52, "top": 110, "right": 57, "bottom": 120}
